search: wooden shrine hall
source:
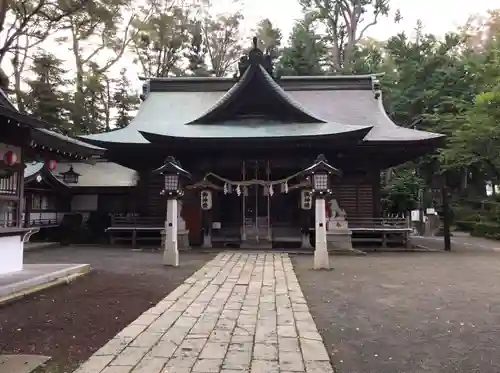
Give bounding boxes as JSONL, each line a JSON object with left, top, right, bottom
{"left": 80, "top": 39, "right": 444, "bottom": 249}
{"left": 0, "top": 88, "right": 104, "bottom": 274}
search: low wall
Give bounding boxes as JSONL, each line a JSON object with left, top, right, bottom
{"left": 0, "top": 235, "right": 23, "bottom": 274}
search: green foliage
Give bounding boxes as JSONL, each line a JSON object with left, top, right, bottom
{"left": 131, "top": 4, "right": 191, "bottom": 77}
{"left": 202, "top": 12, "right": 244, "bottom": 77}
{"left": 255, "top": 19, "right": 282, "bottom": 60}
{"left": 113, "top": 69, "right": 139, "bottom": 128}
{"left": 298, "top": 0, "right": 394, "bottom": 72}
{"left": 23, "top": 52, "right": 72, "bottom": 133}
{"left": 185, "top": 21, "right": 210, "bottom": 77}
{"left": 471, "top": 222, "right": 500, "bottom": 240}
{"left": 277, "top": 15, "right": 327, "bottom": 76}
{"left": 382, "top": 168, "right": 423, "bottom": 213}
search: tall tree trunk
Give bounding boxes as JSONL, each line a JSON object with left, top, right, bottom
{"left": 71, "top": 23, "right": 85, "bottom": 132}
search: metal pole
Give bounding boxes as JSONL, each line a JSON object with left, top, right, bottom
{"left": 267, "top": 159, "right": 271, "bottom": 240}
{"left": 242, "top": 160, "right": 246, "bottom": 241}
{"left": 442, "top": 172, "right": 451, "bottom": 251}
{"left": 255, "top": 160, "right": 258, "bottom": 243}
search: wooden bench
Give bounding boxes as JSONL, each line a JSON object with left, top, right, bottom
{"left": 348, "top": 217, "right": 412, "bottom": 248}
{"left": 106, "top": 216, "right": 164, "bottom": 249}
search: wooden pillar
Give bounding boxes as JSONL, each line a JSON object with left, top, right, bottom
{"left": 372, "top": 170, "right": 382, "bottom": 218}
{"left": 16, "top": 151, "right": 25, "bottom": 228}
{"left": 24, "top": 192, "right": 32, "bottom": 227}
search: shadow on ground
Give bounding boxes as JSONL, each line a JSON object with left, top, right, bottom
{"left": 292, "top": 251, "right": 500, "bottom": 373}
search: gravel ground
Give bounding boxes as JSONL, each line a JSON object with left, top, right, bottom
{"left": 0, "top": 247, "right": 214, "bottom": 373}
{"left": 292, "top": 251, "right": 500, "bottom": 373}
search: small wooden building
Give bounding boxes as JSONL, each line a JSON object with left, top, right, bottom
{"left": 23, "top": 160, "right": 137, "bottom": 229}
{"left": 80, "top": 43, "right": 444, "bottom": 248}
{"left": 0, "top": 89, "right": 104, "bottom": 273}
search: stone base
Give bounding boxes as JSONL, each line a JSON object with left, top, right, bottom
{"left": 161, "top": 230, "right": 190, "bottom": 251}
{"left": 326, "top": 230, "right": 353, "bottom": 251}
{"left": 178, "top": 230, "right": 190, "bottom": 250}
{"left": 202, "top": 234, "right": 212, "bottom": 249}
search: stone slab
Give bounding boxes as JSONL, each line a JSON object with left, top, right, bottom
{"left": 71, "top": 253, "right": 333, "bottom": 373}
{"left": 0, "top": 354, "right": 51, "bottom": 373}
{"left": 0, "top": 264, "right": 90, "bottom": 305}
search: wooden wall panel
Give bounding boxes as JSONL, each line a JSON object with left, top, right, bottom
{"left": 332, "top": 175, "right": 375, "bottom": 219}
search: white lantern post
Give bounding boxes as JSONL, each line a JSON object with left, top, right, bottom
{"left": 153, "top": 157, "right": 191, "bottom": 267}
{"left": 304, "top": 155, "right": 341, "bottom": 270}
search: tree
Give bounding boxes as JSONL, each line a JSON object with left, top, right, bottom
{"left": 131, "top": 2, "right": 190, "bottom": 77}
{"left": 59, "top": 0, "right": 135, "bottom": 132}
{"left": 299, "top": 0, "right": 398, "bottom": 72}
{"left": 350, "top": 37, "right": 385, "bottom": 74}
{"left": 382, "top": 167, "right": 423, "bottom": 213}
{"left": 75, "top": 63, "right": 111, "bottom": 134}
{"left": 254, "top": 18, "right": 282, "bottom": 59}
{"left": 0, "top": 0, "right": 86, "bottom": 93}
{"left": 441, "top": 33, "right": 500, "bottom": 191}
{"left": 112, "top": 69, "right": 139, "bottom": 128}
{"left": 202, "top": 12, "right": 244, "bottom": 77}
{"left": 23, "top": 52, "right": 71, "bottom": 132}
{"left": 277, "top": 15, "right": 327, "bottom": 76}
{"left": 185, "top": 20, "right": 210, "bottom": 76}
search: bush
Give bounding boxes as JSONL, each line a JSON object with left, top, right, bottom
{"left": 455, "top": 221, "right": 476, "bottom": 232}
{"left": 471, "top": 222, "right": 500, "bottom": 240}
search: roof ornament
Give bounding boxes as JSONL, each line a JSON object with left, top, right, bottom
{"left": 140, "top": 80, "right": 150, "bottom": 101}
{"left": 236, "top": 36, "right": 274, "bottom": 78}
{"left": 372, "top": 77, "right": 381, "bottom": 99}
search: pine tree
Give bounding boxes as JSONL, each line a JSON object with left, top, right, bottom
{"left": 113, "top": 69, "right": 139, "bottom": 128}
{"left": 277, "top": 18, "right": 327, "bottom": 76}
{"left": 185, "top": 21, "right": 210, "bottom": 77}
{"left": 24, "top": 53, "right": 72, "bottom": 133}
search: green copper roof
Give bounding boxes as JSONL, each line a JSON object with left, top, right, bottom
{"left": 188, "top": 65, "right": 324, "bottom": 125}
{"left": 80, "top": 73, "right": 443, "bottom": 145}
{"left": 140, "top": 121, "right": 371, "bottom": 139}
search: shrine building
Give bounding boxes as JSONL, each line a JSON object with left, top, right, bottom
{"left": 0, "top": 88, "right": 104, "bottom": 274}
{"left": 79, "top": 41, "right": 444, "bottom": 249}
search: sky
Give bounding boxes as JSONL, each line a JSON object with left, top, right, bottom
{"left": 229, "top": 0, "right": 498, "bottom": 41}
{"left": 117, "top": 0, "right": 498, "bottom": 85}
{"left": 4, "top": 0, "right": 498, "bottom": 90}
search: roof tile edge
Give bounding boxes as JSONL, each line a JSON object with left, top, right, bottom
{"left": 143, "top": 73, "right": 379, "bottom": 93}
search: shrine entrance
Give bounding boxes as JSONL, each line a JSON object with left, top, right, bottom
{"left": 242, "top": 160, "right": 271, "bottom": 244}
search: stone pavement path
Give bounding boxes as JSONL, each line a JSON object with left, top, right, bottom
{"left": 74, "top": 252, "right": 333, "bottom": 373}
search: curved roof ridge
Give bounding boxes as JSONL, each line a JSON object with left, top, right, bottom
{"left": 364, "top": 90, "right": 445, "bottom": 142}
{"left": 187, "top": 64, "right": 325, "bottom": 125}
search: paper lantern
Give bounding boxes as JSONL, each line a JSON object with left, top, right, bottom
{"left": 46, "top": 159, "right": 57, "bottom": 171}
{"left": 3, "top": 150, "right": 17, "bottom": 166}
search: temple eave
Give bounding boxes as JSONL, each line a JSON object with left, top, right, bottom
{"left": 139, "top": 126, "right": 372, "bottom": 144}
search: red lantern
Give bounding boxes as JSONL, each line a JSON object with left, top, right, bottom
{"left": 45, "top": 159, "right": 57, "bottom": 171}
{"left": 3, "top": 151, "right": 17, "bottom": 166}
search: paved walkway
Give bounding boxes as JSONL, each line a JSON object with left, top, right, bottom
{"left": 414, "top": 232, "right": 500, "bottom": 252}
{"left": 74, "top": 253, "right": 333, "bottom": 373}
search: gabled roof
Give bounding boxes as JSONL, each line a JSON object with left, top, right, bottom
{"left": 24, "top": 161, "right": 137, "bottom": 188}
{"left": 0, "top": 89, "right": 105, "bottom": 159}
{"left": 79, "top": 64, "right": 443, "bottom": 146}
{"left": 188, "top": 65, "right": 324, "bottom": 124}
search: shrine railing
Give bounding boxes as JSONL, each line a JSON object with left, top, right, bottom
{"left": 348, "top": 217, "right": 411, "bottom": 230}
{"left": 110, "top": 214, "right": 163, "bottom": 228}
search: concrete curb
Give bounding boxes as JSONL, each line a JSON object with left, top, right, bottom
{"left": 24, "top": 242, "right": 60, "bottom": 252}
{"left": 0, "top": 264, "right": 91, "bottom": 306}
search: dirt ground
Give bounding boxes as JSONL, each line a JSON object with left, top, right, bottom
{"left": 0, "top": 247, "right": 214, "bottom": 373}
{"left": 292, "top": 251, "right": 500, "bottom": 373}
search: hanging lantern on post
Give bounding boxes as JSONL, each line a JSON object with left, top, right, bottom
{"left": 3, "top": 150, "right": 18, "bottom": 166}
